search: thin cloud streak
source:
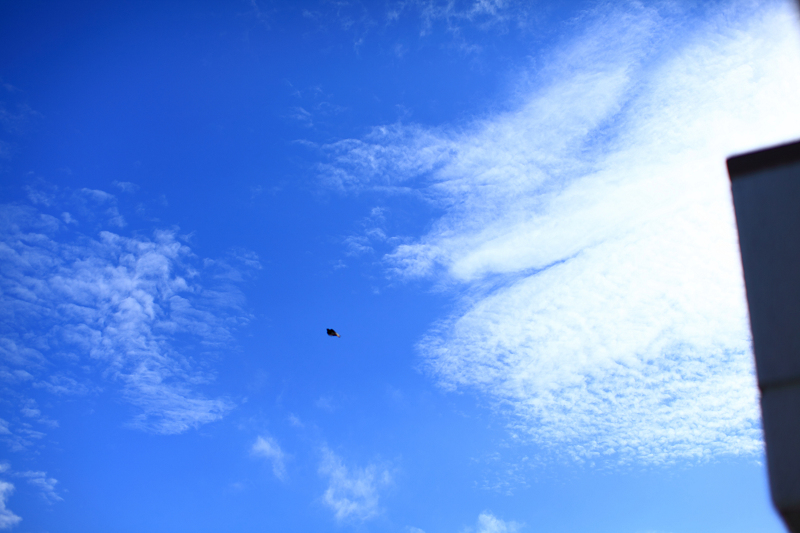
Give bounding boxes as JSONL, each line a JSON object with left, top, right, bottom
{"left": 324, "top": 0, "right": 800, "bottom": 463}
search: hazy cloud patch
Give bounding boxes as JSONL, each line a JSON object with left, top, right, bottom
{"left": 19, "top": 471, "right": 62, "bottom": 504}
{"left": 112, "top": 181, "right": 139, "bottom": 194}
{"left": 318, "top": 446, "right": 391, "bottom": 523}
{"left": 252, "top": 435, "right": 287, "bottom": 480}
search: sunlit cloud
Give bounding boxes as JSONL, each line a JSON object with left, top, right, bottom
{"left": 0, "top": 192, "right": 257, "bottom": 435}
{"left": 323, "top": 0, "right": 800, "bottom": 463}
{"left": 318, "top": 446, "right": 391, "bottom": 523}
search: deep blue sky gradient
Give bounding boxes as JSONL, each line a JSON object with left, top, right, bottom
{"left": 0, "top": 1, "right": 794, "bottom": 532}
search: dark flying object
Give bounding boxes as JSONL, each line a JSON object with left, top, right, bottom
{"left": 326, "top": 329, "right": 340, "bottom": 337}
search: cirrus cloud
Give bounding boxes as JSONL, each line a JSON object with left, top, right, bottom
{"left": 323, "top": 0, "right": 800, "bottom": 464}
{"left": 0, "top": 191, "right": 257, "bottom": 435}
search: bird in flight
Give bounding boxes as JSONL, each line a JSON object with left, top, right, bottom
{"left": 326, "top": 328, "right": 340, "bottom": 337}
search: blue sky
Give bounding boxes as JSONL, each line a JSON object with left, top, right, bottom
{"left": 2, "top": 0, "right": 800, "bottom": 531}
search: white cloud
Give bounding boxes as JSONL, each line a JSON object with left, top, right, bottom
{"left": 470, "top": 512, "right": 521, "bottom": 533}
{"left": 32, "top": 374, "right": 91, "bottom": 395}
{"left": 0, "top": 481, "right": 21, "bottom": 529}
{"left": 251, "top": 435, "right": 287, "bottom": 480}
{"left": 0, "top": 195, "right": 257, "bottom": 435}
{"left": 342, "top": 206, "right": 394, "bottom": 258}
{"left": 318, "top": 446, "right": 391, "bottom": 523}
{"left": 20, "top": 400, "right": 40, "bottom": 418}
{"left": 19, "top": 471, "right": 62, "bottom": 504}
{"left": 19, "top": 400, "right": 57, "bottom": 428}
{"left": 324, "top": 0, "right": 800, "bottom": 463}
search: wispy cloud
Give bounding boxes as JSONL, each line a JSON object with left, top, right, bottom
{"left": 315, "top": 396, "right": 338, "bottom": 412}
{"left": 75, "top": 187, "right": 126, "bottom": 227}
{"left": 20, "top": 399, "right": 57, "bottom": 428}
{"left": 0, "top": 84, "right": 42, "bottom": 163}
{"left": 318, "top": 446, "right": 391, "bottom": 523}
{"left": 343, "top": 206, "right": 396, "bottom": 258}
{"left": 32, "top": 374, "right": 92, "bottom": 396}
{"left": 112, "top": 180, "right": 139, "bottom": 194}
{"left": 323, "top": 0, "right": 800, "bottom": 464}
{"left": 19, "top": 471, "right": 62, "bottom": 504}
{"left": 0, "top": 464, "right": 61, "bottom": 526}
{"left": 0, "top": 190, "right": 257, "bottom": 435}
{"left": 412, "top": 0, "right": 532, "bottom": 38}
{"left": 0, "top": 481, "right": 20, "bottom": 529}
{"left": 251, "top": 435, "right": 287, "bottom": 480}
{"left": 297, "top": 0, "right": 533, "bottom": 54}
{"left": 249, "top": 0, "right": 274, "bottom": 29}
{"left": 470, "top": 511, "right": 521, "bottom": 533}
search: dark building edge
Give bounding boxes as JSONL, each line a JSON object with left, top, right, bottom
{"left": 727, "top": 139, "right": 800, "bottom": 180}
